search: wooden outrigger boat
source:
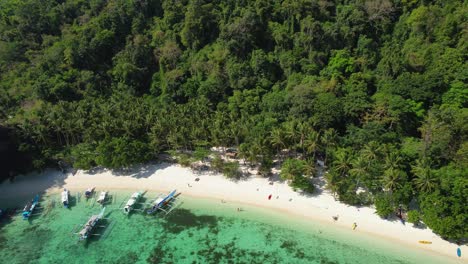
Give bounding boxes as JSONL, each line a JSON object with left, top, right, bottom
{"left": 77, "top": 207, "right": 106, "bottom": 241}
{"left": 22, "top": 195, "right": 40, "bottom": 220}
{"left": 97, "top": 191, "right": 108, "bottom": 205}
{"left": 146, "top": 190, "right": 181, "bottom": 215}
{"left": 85, "top": 187, "right": 95, "bottom": 199}
{"left": 123, "top": 192, "right": 143, "bottom": 215}
{"left": 61, "top": 189, "right": 70, "bottom": 208}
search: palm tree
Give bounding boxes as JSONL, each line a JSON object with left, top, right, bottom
{"left": 269, "top": 128, "right": 286, "bottom": 155}
{"left": 284, "top": 121, "right": 299, "bottom": 148}
{"left": 412, "top": 160, "right": 438, "bottom": 192}
{"left": 332, "top": 148, "right": 353, "bottom": 177}
{"left": 304, "top": 130, "right": 320, "bottom": 159}
{"left": 321, "top": 128, "right": 337, "bottom": 165}
{"left": 324, "top": 169, "right": 340, "bottom": 199}
{"left": 349, "top": 155, "right": 369, "bottom": 179}
{"left": 361, "top": 141, "right": 381, "bottom": 163}
{"left": 384, "top": 151, "right": 402, "bottom": 170}
{"left": 381, "top": 168, "right": 406, "bottom": 192}
{"left": 304, "top": 158, "right": 316, "bottom": 177}
{"left": 296, "top": 122, "right": 312, "bottom": 155}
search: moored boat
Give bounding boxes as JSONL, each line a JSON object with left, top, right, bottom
{"left": 147, "top": 190, "right": 177, "bottom": 214}
{"left": 97, "top": 191, "right": 107, "bottom": 205}
{"left": 124, "top": 192, "right": 142, "bottom": 214}
{"left": 78, "top": 207, "right": 106, "bottom": 241}
{"left": 85, "top": 187, "right": 95, "bottom": 199}
{"left": 22, "top": 195, "right": 40, "bottom": 220}
{"left": 61, "top": 189, "right": 70, "bottom": 208}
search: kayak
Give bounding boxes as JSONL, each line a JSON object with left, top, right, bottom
{"left": 418, "top": 241, "right": 432, "bottom": 244}
{"left": 457, "top": 247, "right": 461, "bottom": 257}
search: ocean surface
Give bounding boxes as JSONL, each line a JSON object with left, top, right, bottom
{"left": 0, "top": 191, "right": 457, "bottom": 264}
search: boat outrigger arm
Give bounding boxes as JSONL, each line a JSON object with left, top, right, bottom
{"left": 147, "top": 190, "right": 180, "bottom": 215}
{"left": 22, "top": 195, "right": 40, "bottom": 220}
{"left": 78, "top": 207, "right": 106, "bottom": 241}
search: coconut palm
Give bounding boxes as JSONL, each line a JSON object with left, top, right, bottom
{"left": 324, "top": 169, "right": 340, "bottom": 199}
{"left": 384, "top": 151, "right": 402, "bottom": 170}
{"left": 412, "top": 160, "right": 438, "bottom": 192}
{"left": 304, "top": 130, "right": 320, "bottom": 158}
{"left": 303, "top": 158, "right": 316, "bottom": 177}
{"left": 269, "top": 128, "right": 286, "bottom": 154}
{"left": 332, "top": 148, "right": 353, "bottom": 176}
{"left": 284, "top": 121, "right": 299, "bottom": 147}
{"left": 321, "top": 128, "right": 337, "bottom": 165}
{"left": 349, "top": 155, "right": 370, "bottom": 178}
{"left": 296, "top": 122, "right": 312, "bottom": 154}
{"left": 361, "top": 141, "right": 381, "bottom": 162}
{"left": 381, "top": 168, "right": 406, "bottom": 192}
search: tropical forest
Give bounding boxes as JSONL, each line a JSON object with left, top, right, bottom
{"left": 0, "top": 0, "right": 466, "bottom": 242}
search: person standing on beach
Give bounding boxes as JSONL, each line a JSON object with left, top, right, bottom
{"left": 268, "top": 194, "right": 272, "bottom": 200}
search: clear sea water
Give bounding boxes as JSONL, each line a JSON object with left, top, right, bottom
{"left": 0, "top": 191, "right": 458, "bottom": 264}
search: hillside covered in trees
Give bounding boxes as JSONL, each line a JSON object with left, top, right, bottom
{"left": 0, "top": 0, "right": 466, "bottom": 241}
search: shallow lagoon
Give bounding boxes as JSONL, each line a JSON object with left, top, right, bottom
{"left": 0, "top": 191, "right": 457, "bottom": 264}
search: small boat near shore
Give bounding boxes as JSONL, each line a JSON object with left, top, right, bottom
{"left": 77, "top": 207, "right": 106, "bottom": 241}
{"left": 61, "top": 189, "right": 70, "bottom": 208}
{"left": 85, "top": 187, "right": 95, "bottom": 199}
{"left": 147, "top": 190, "right": 179, "bottom": 215}
{"left": 97, "top": 191, "right": 108, "bottom": 205}
{"left": 22, "top": 195, "right": 40, "bottom": 220}
{"left": 124, "top": 192, "right": 142, "bottom": 215}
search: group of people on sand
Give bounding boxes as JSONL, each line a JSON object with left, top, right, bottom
{"left": 332, "top": 214, "right": 358, "bottom": 230}
{"left": 187, "top": 177, "right": 200, "bottom": 187}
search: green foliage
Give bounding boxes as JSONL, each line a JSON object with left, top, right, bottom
{"left": 375, "top": 194, "right": 395, "bottom": 219}
{"left": 223, "top": 161, "right": 241, "bottom": 180}
{"left": 175, "top": 153, "right": 193, "bottom": 168}
{"left": 258, "top": 157, "right": 273, "bottom": 177}
{"left": 0, "top": 0, "right": 466, "bottom": 240}
{"left": 210, "top": 154, "right": 224, "bottom": 173}
{"left": 193, "top": 147, "right": 210, "bottom": 163}
{"left": 280, "top": 158, "right": 306, "bottom": 180}
{"left": 406, "top": 210, "right": 420, "bottom": 226}
{"left": 280, "top": 158, "right": 314, "bottom": 193}
{"left": 71, "top": 143, "right": 96, "bottom": 170}
{"left": 290, "top": 173, "right": 314, "bottom": 193}
{"left": 95, "top": 137, "right": 151, "bottom": 169}
{"left": 418, "top": 165, "right": 468, "bottom": 240}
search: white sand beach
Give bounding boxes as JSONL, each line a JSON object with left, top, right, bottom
{"left": 0, "top": 162, "right": 465, "bottom": 262}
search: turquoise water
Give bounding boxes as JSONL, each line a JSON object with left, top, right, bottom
{"left": 0, "top": 191, "right": 457, "bottom": 264}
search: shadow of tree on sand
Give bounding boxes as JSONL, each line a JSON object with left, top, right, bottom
{"left": 110, "top": 162, "right": 172, "bottom": 178}
{"left": 83, "top": 162, "right": 173, "bottom": 179}
{"left": 0, "top": 169, "right": 67, "bottom": 208}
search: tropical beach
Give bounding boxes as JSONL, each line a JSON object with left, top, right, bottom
{"left": 0, "top": 162, "right": 465, "bottom": 263}
{"left": 1, "top": 1, "right": 467, "bottom": 263}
